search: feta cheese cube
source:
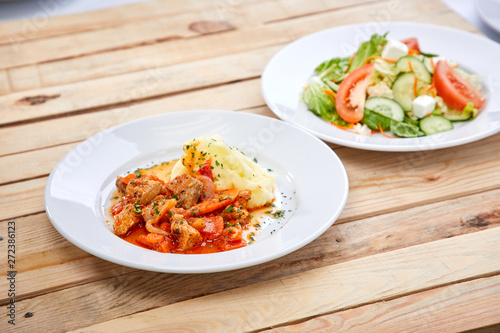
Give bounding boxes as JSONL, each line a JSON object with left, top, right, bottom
{"left": 381, "top": 39, "right": 409, "bottom": 61}
{"left": 412, "top": 95, "right": 436, "bottom": 118}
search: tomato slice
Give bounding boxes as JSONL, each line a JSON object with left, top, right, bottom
{"left": 335, "top": 63, "right": 374, "bottom": 123}
{"left": 400, "top": 37, "right": 420, "bottom": 51}
{"left": 434, "top": 60, "right": 486, "bottom": 110}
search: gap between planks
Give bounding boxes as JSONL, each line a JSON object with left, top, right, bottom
{"left": 0, "top": 0, "right": 267, "bottom": 45}
{"left": 0, "top": 0, "right": 466, "bottom": 95}
{"left": 0, "top": 0, "right": 389, "bottom": 70}
{"left": 66, "top": 227, "right": 500, "bottom": 332}
{"left": 260, "top": 274, "right": 500, "bottom": 333}
{"left": 1, "top": 185, "right": 499, "bottom": 307}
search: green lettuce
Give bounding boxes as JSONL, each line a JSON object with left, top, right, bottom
{"left": 462, "top": 102, "right": 479, "bottom": 119}
{"left": 315, "top": 56, "right": 351, "bottom": 83}
{"left": 302, "top": 77, "right": 349, "bottom": 126}
{"left": 348, "top": 33, "right": 387, "bottom": 73}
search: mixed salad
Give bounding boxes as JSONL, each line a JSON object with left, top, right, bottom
{"left": 301, "top": 33, "right": 486, "bottom": 137}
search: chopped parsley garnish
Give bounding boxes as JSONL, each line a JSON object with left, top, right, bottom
{"left": 134, "top": 170, "right": 142, "bottom": 177}
{"left": 272, "top": 210, "right": 285, "bottom": 218}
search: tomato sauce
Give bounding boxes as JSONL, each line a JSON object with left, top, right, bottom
{"left": 122, "top": 221, "right": 247, "bottom": 254}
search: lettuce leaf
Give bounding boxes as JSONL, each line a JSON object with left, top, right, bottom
{"left": 362, "top": 108, "right": 391, "bottom": 130}
{"left": 315, "top": 56, "right": 351, "bottom": 83}
{"left": 348, "top": 33, "right": 387, "bottom": 73}
{"left": 462, "top": 102, "right": 479, "bottom": 119}
{"left": 302, "top": 77, "right": 349, "bottom": 126}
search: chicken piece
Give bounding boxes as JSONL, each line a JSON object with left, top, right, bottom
{"left": 235, "top": 190, "right": 251, "bottom": 210}
{"left": 170, "top": 213, "right": 203, "bottom": 251}
{"left": 113, "top": 203, "right": 141, "bottom": 236}
{"left": 195, "top": 175, "right": 216, "bottom": 201}
{"left": 166, "top": 174, "right": 203, "bottom": 209}
{"left": 222, "top": 190, "right": 251, "bottom": 221}
{"left": 115, "top": 176, "right": 128, "bottom": 194}
{"left": 142, "top": 195, "right": 167, "bottom": 223}
{"left": 125, "top": 175, "right": 167, "bottom": 205}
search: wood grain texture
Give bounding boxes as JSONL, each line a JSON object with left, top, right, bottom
{"left": 0, "top": 46, "right": 278, "bottom": 125}
{"left": 1, "top": 0, "right": 465, "bottom": 94}
{"left": 0, "top": 143, "right": 76, "bottom": 185}
{"left": 1, "top": 187, "right": 499, "bottom": 331}
{"left": 0, "top": 0, "right": 233, "bottom": 44}
{"left": 65, "top": 227, "right": 500, "bottom": 333}
{"left": 0, "top": 79, "right": 265, "bottom": 157}
{"left": 0, "top": 0, "right": 388, "bottom": 70}
{"left": 0, "top": 1, "right": 497, "bottom": 332}
{"left": 266, "top": 274, "right": 500, "bottom": 333}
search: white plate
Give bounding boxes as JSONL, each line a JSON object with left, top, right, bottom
{"left": 261, "top": 22, "right": 500, "bottom": 151}
{"left": 45, "top": 110, "right": 348, "bottom": 273}
{"left": 476, "top": 0, "right": 500, "bottom": 34}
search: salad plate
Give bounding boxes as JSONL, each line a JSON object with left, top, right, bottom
{"left": 476, "top": 0, "right": 500, "bottom": 34}
{"left": 261, "top": 22, "right": 500, "bottom": 151}
{"left": 44, "top": 110, "right": 348, "bottom": 273}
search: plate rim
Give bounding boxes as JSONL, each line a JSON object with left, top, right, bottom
{"left": 44, "top": 110, "right": 349, "bottom": 273}
{"left": 261, "top": 21, "right": 500, "bottom": 152}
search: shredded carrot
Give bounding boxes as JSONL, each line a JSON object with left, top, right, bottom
{"left": 330, "top": 122, "right": 354, "bottom": 130}
{"left": 451, "top": 64, "right": 459, "bottom": 69}
{"left": 303, "top": 86, "right": 308, "bottom": 92}
{"left": 408, "top": 49, "right": 420, "bottom": 55}
{"left": 347, "top": 52, "right": 356, "bottom": 71}
{"left": 430, "top": 57, "right": 436, "bottom": 71}
{"left": 430, "top": 89, "right": 436, "bottom": 98}
{"left": 364, "top": 56, "right": 397, "bottom": 65}
{"left": 408, "top": 60, "right": 414, "bottom": 72}
{"left": 322, "top": 89, "right": 336, "bottom": 101}
{"left": 413, "top": 75, "right": 418, "bottom": 97}
{"left": 420, "top": 82, "right": 435, "bottom": 96}
{"left": 377, "top": 123, "right": 395, "bottom": 138}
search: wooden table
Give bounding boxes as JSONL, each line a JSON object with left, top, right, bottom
{"left": 1, "top": 0, "right": 499, "bottom": 332}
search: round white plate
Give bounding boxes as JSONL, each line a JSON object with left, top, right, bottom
{"left": 261, "top": 22, "right": 500, "bottom": 151}
{"left": 45, "top": 110, "right": 348, "bottom": 273}
{"left": 476, "top": 0, "right": 500, "bottom": 34}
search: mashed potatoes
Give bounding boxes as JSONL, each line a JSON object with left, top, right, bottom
{"left": 170, "top": 135, "right": 276, "bottom": 208}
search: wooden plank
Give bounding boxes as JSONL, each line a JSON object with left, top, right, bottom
{"left": 335, "top": 136, "right": 500, "bottom": 221}
{"left": 0, "top": 0, "right": 235, "bottom": 44}
{"left": 0, "top": 0, "right": 395, "bottom": 71}
{"left": 266, "top": 275, "right": 500, "bottom": 333}
{"left": 67, "top": 227, "right": 500, "bottom": 332}
{"left": 2, "top": 0, "right": 466, "bottom": 93}
{"left": 0, "top": 178, "right": 46, "bottom": 221}
{"left": 0, "top": 143, "right": 76, "bottom": 185}
{"left": 1, "top": 184, "right": 499, "bottom": 323}
{"left": 0, "top": 45, "right": 278, "bottom": 125}
{"left": 0, "top": 79, "right": 265, "bottom": 157}
{"left": 0, "top": 70, "right": 11, "bottom": 95}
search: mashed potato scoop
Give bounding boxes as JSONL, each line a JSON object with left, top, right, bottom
{"left": 171, "top": 135, "right": 276, "bottom": 208}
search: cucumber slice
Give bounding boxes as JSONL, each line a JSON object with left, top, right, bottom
{"left": 365, "top": 97, "right": 405, "bottom": 122}
{"left": 423, "top": 56, "right": 434, "bottom": 74}
{"left": 419, "top": 115, "right": 453, "bottom": 135}
{"left": 395, "top": 56, "right": 432, "bottom": 84}
{"left": 392, "top": 72, "right": 418, "bottom": 112}
{"left": 441, "top": 108, "right": 472, "bottom": 122}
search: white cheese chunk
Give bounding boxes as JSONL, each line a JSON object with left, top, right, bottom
{"left": 381, "top": 39, "right": 409, "bottom": 61}
{"left": 412, "top": 95, "right": 436, "bottom": 118}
